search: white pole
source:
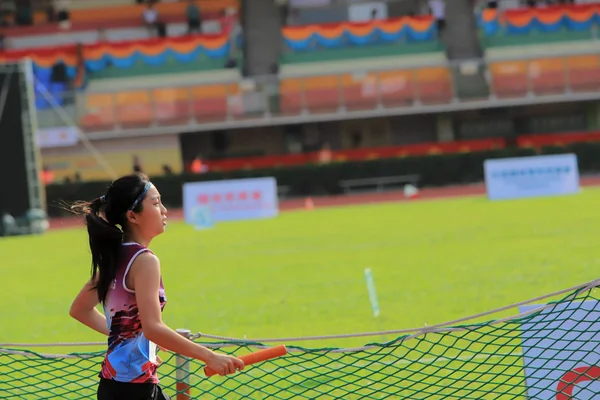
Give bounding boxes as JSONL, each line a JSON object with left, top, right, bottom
{"left": 175, "top": 329, "right": 192, "bottom": 400}
{"left": 364, "top": 268, "right": 380, "bottom": 318}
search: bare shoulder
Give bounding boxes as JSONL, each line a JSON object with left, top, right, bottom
{"left": 129, "top": 251, "right": 161, "bottom": 292}
{"left": 135, "top": 251, "right": 160, "bottom": 264}
{"left": 130, "top": 251, "right": 161, "bottom": 276}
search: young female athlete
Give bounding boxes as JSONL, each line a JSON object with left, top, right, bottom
{"left": 69, "top": 173, "right": 244, "bottom": 400}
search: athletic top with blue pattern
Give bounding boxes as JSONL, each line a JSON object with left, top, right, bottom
{"left": 100, "top": 242, "right": 167, "bottom": 383}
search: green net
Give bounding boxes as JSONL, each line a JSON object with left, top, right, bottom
{"left": 2, "top": 281, "right": 600, "bottom": 399}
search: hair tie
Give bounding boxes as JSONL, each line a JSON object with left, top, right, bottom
{"left": 100, "top": 195, "right": 106, "bottom": 204}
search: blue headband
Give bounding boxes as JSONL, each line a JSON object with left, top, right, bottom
{"left": 129, "top": 182, "right": 152, "bottom": 211}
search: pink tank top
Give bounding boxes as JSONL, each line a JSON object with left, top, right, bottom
{"left": 100, "top": 242, "right": 167, "bottom": 383}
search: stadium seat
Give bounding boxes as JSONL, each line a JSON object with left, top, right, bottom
{"left": 190, "top": 84, "right": 235, "bottom": 121}
{"left": 153, "top": 87, "right": 191, "bottom": 126}
{"left": 529, "top": 58, "right": 567, "bottom": 95}
{"left": 567, "top": 55, "right": 600, "bottom": 93}
{"left": 68, "top": 0, "right": 234, "bottom": 24}
{"left": 278, "top": 65, "right": 453, "bottom": 115}
{"left": 80, "top": 82, "right": 238, "bottom": 130}
{"left": 341, "top": 73, "right": 378, "bottom": 111}
{"left": 1, "top": 0, "right": 237, "bottom": 35}
{"left": 378, "top": 70, "right": 415, "bottom": 107}
{"left": 489, "top": 61, "right": 528, "bottom": 98}
{"left": 81, "top": 93, "right": 116, "bottom": 131}
{"left": 279, "top": 76, "right": 338, "bottom": 114}
{"left": 415, "top": 67, "right": 453, "bottom": 104}
{"left": 303, "top": 76, "right": 342, "bottom": 114}
{"left": 279, "top": 79, "right": 303, "bottom": 115}
{"left": 115, "top": 91, "right": 153, "bottom": 128}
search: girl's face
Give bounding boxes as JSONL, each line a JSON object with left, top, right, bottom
{"left": 127, "top": 185, "right": 168, "bottom": 239}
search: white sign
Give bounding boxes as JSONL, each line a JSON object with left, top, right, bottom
{"left": 191, "top": 206, "right": 214, "bottom": 230}
{"left": 519, "top": 300, "right": 600, "bottom": 399}
{"left": 37, "top": 126, "right": 78, "bottom": 148}
{"left": 349, "top": 1, "right": 387, "bottom": 22}
{"left": 183, "top": 177, "right": 278, "bottom": 223}
{"left": 289, "top": 0, "right": 331, "bottom": 7}
{"left": 484, "top": 154, "right": 579, "bottom": 201}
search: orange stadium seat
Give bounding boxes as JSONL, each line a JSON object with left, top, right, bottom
{"left": 81, "top": 93, "right": 116, "bottom": 131}
{"left": 302, "top": 76, "right": 341, "bottom": 113}
{"left": 190, "top": 83, "right": 237, "bottom": 121}
{"left": 80, "top": 66, "right": 454, "bottom": 131}
{"left": 341, "top": 73, "right": 379, "bottom": 111}
{"left": 279, "top": 76, "right": 340, "bottom": 114}
{"left": 489, "top": 61, "right": 528, "bottom": 98}
{"left": 3, "top": 0, "right": 238, "bottom": 36}
{"left": 153, "top": 87, "right": 191, "bottom": 126}
{"left": 491, "top": 56, "right": 590, "bottom": 97}
{"left": 566, "top": 55, "right": 600, "bottom": 92}
{"left": 116, "top": 91, "right": 153, "bottom": 128}
{"left": 80, "top": 82, "right": 237, "bottom": 131}
{"left": 378, "top": 70, "right": 415, "bottom": 107}
{"left": 69, "top": 0, "right": 236, "bottom": 23}
{"left": 415, "top": 67, "right": 453, "bottom": 104}
{"left": 279, "top": 66, "right": 453, "bottom": 115}
{"left": 279, "top": 78, "right": 303, "bottom": 115}
{"left": 529, "top": 57, "right": 566, "bottom": 95}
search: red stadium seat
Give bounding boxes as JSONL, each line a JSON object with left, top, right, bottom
{"left": 115, "top": 91, "right": 153, "bottom": 128}
{"left": 489, "top": 60, "right": 528, "bottom": 98}
{"left": 529, "top": 58, "right": 566, "bottom": 95}
{"left": 80, "top": 83, "right": 237, "bottom": 130}
{"left": 416, "top": 67, "right": 453, "bottom": 104}
{"left": 303, "top": 76, "right": 341, "bottom": 113}
{"left": 378, "top": 70, "right": 416, "bottom": 107}
{"left": 567, "top": 55, "right": 600, "bottom": 93}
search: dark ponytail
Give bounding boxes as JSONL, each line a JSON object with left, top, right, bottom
{"left": 69, "top": 173, "right": 150, "bottom": 304}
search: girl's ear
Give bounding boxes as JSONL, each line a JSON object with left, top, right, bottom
{"left": 126, "top": 210, "right": 138, "bottom": 225}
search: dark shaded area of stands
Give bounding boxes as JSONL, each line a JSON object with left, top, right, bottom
{"left": 0, "top": 70, "right": 30, "bottom": 217}
{"left": 241, "top": 0, "right": 281, "bottom": 76}
{"left": 444, "top": 0, "right": 488, "bottom": 100}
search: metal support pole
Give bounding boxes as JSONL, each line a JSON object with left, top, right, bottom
{"left": 175, "top": 329, "right": 192, "bottom": 400}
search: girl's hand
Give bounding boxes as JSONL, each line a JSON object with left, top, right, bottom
{"left": 205, "top": 352, "right": 245, "bottom": 376}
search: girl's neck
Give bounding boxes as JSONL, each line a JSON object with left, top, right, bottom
{"left": 124, "top": 234, "right": 151, "bottom": 248}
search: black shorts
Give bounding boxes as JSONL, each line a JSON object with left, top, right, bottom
{"left": 97, "top": 378, "right": 171, "bottom": 400}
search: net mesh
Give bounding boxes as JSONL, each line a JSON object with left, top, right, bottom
{"left": 1, "top": 283, "right": 599, "bottom": 399}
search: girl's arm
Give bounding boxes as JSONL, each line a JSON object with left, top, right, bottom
{"left": 69, "top": 280, "right": 110, "bottom": 336}
{"left": 130, "top": 252, "right": 245, "bottom": 376}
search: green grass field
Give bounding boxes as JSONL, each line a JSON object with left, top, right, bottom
{"left": 1, "top": 189, "right": 600, "bottom": 399}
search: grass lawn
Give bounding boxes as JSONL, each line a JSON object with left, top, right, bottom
{"left": 1, "top": 189, "right": 599, "bottom": 399}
